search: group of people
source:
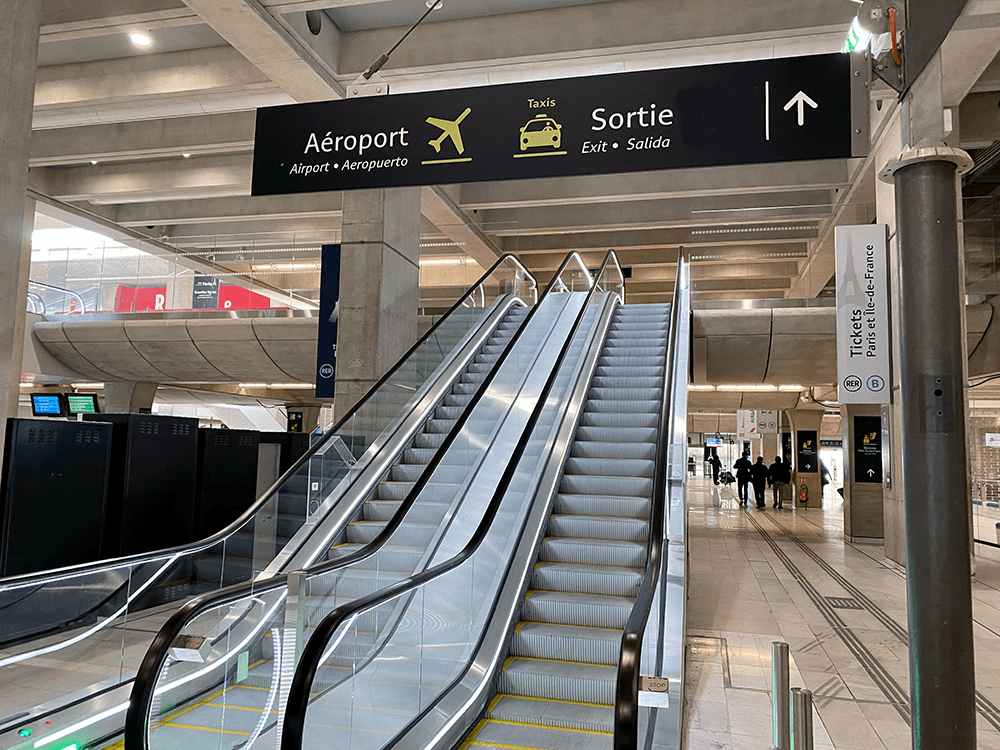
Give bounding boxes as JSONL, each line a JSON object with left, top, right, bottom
{"left": 708, "top": 450, "right": 791, "bottom": 508}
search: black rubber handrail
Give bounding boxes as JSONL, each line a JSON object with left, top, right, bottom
{"left": 124, "top": 252, "right": 580, "bottom": 750}
{"left": 614, "top": 247, "right": 685, "bottom": 750}
{"left": 279, "top": 250, "right": 613, "bottom": 750}
{"left": 0, "top": 254, "right": 534, "bottom": 594}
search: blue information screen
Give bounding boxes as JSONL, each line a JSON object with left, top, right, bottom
{"left": 31, "top": 395, "right": 62, "bottom": 415}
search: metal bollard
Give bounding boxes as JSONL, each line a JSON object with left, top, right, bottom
{"left": 790, "top": 687, "right": 814, "bottom": 750}
{"left": 771, "top": 642, "right": 790, "bottom": 750}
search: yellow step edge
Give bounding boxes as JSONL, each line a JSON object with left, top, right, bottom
{"left": 505, "top": 654, "right": 612, "bottom": 669}
{"left": 490, "top": 692, "right": 611, "bottom": 709}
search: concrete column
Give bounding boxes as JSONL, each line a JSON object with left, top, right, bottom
{"left": 104, "top": 381, "right": 157, "bottom": 414}
{"left": 761, "top": 433, "right": 780, "bottom": 464}
{"left": 334, "top": 188, "right": 420, "bottom": 421}
{"left": 787, "top": 409, "right": 824, "bottom": 507}
{"left": 0, "top": 0, "right": 42, "bottom": 454}
{"left": 840, "top": 403, "right": 884, "bottom": 541}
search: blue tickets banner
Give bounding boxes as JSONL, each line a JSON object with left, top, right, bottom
{"left": 315, "top": 244, "right": 340, "bottom": 398}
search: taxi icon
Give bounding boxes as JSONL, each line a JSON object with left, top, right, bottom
{"left": 520, "top": 114, "right": 562, "bottom": 151}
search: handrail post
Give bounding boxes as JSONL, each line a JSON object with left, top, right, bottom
{"left": 771, "top": 642, "right": 790, "bottom": 750}
{"left": 790, "top": 687, "right": 814, "bottom": 750}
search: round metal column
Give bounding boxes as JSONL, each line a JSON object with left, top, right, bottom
{"left": 881, "top": 144, "right": 976, "bottom": 749}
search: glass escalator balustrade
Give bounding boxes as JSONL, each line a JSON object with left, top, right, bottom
{"left": 0, "top": 256, "right": 536, "bottom": 750}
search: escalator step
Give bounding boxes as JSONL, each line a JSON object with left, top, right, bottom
{"left": 574, "top": 425, "right": 657, "bottom": 443}
{"left": 487, "top": 695, "right": 613, "bottom": 733}
{"left": 569, "top": 441, "right": 655, "bottom": 460}
{"left": 579, "top": 412, "right": 658, "bottom": 428}
{"left": 540, "top": 537, "right": 647, "bottom": 568}
{"left": 590, "top": 375, "right": 663, "bottom": 389}
{"left": 328, "top": 543, "right": 424, "bottom": 572}
{"left": 403, "top": 447, "right": 437, "bottom": 464}
{"left": 558, "top": 474, "right": 653, "bottom": 498}
{"left": 346, "top": 521, "right": 437, "bottom": 546}
{"left": 562, "top": 457, "right": 655, "bottom": 479}
{"left": 512, "top": 622, "right": 621, "bottom": 666}
{"left": 466, "top": 723, "right": 611, "bottom": 750}
{"left": 532, "top": 562, "right": 642, "bottom": 597}
{"left": 362, "top": 499, "right": 453, "bottom": 524}
{"left": 500, "top": 657, "right": 616, "bottom": 704}
{"left": 435, "top": 405, "right": 465, "bottom": 420}
{"left": 583, "top": 398, "right": 660, "bottom": 415}
{"left": 523, "top": 591, "right": 633, "bottom": 629}
{"left": 553, "top": 493, "right": 651, "bottom": 518}
{"left": 547, "top": 513, "right": 649, "bottom": 542}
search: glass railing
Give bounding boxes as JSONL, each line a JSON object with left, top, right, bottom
{"left": 0, "top": 255, "right": 535, "bottom": 750}
{"left": 277, "top": 252, "right": 622, "bottom": 750}
{"left": 617, "top": 247, "right": 690, "bottom": 750}
{"left": 123, "top": 252, "right": 587, "bottom": 750}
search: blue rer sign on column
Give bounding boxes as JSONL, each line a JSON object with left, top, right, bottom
{"left": 835, "top": 225, "right": 890, "bottom": 404}
{"left": 315, "top": 244, "right": 340, "bottom": 399}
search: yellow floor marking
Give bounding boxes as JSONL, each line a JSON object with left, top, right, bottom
{"left": 156, "top": 687, "right": 225, "bottom": 724}
{"left": 162, "top": 722, "right": 251, "bottom": 736}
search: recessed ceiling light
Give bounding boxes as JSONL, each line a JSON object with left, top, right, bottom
{"left": 90, "top": 160, "right": 98, "bottom": 165}
{"left": 182, "top": 153, "right": 191, "bottom": 158}
{"left": 130, "top": 32, "right": 151, "bottom": 47}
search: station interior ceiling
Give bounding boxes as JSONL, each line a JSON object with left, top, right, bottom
{"left": 23, "top": 0, "right": 1000, "bottom": 417}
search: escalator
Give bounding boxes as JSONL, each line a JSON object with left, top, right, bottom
{"left": 271, "top": 250, "right": 690, "bottom": 750}
{"left": 0, "top": 256, "right": 541, "bottom": 750}
{"left": 118, "top": 253, "right": 600, "bottom": 750}
{"left": 479, "top": 304, "right": 670, "bottom": 747}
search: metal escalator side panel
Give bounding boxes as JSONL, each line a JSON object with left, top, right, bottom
{"left": 263, "top": 297, "right": 526, "bottom": 577}
{"left": 271, "top": 293, "right": 594, "bottom": 745}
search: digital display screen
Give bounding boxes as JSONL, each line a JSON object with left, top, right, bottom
{"left": 31, "top": 394, "right": 64, "bottom": 416}
{"left": 66, "top": 394, "right": 99, "bottom": 414}
{"left": 705, "top": 437, "right": 723, "bottom": 447}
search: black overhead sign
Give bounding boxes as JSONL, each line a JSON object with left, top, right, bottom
{"left": 251, "top": 53, "right": 851, "bottom": 196}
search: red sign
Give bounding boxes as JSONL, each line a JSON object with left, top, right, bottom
{"left": 115, "top": 285, "right": 167, "bottom": 313}
{"left": 114, "top": 284, "right": 275, "bottom": 313}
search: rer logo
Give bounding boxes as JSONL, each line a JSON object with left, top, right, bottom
{"left": 843, "top": 375, "right": 862, "bottom": 393}
{"left": 319, "top": 363, "right": 335, "bottom": 379}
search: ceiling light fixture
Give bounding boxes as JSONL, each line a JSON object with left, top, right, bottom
{"left": 717, "top": 385, "right": 778, "bottom": 391}
{"left": 130, "top": 32, "right": 151, "bottom": 47}
{"left": 688, "top": 385, "right": 715, "bottom": 391}
{"left": 71, "top": 383, "right": 104, "bottom": 389}
{"left": 90, "top": 160, "right": 98, "bottom": 165}
{"left": 182, "top": 153, "right": 191, "bottom": 158}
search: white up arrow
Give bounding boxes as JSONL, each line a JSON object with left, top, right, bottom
{"left": 783, "top": 91, "right": 819, "bottom": 126}
{"left": 867, "top": 468, "right": 876, "bottom": 477}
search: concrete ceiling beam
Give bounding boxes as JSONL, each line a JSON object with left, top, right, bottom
{"left": 420, "top": 186, "right": 502, "bottom": 270}
{"left": 180, "top": 0, "right": 344, "bottom": 101}
{"left": 40, "top": 0, "right": 200, "bottom": 43}
{"left": 484, "top": 191, "right": 836, "bottom": 236}
{"left": 504, "top": 229, "right": 817, "bottom": 255}
{"left": 112, "top": 192, "right": 343, "bottom": 227}
{"left": 31, "top": 154, "right": 252, "bottom": 203}
{"left": 30, "top": 111, "right": 256, "bottom": 167}
{"left": 336, "top": 0, "right": 853, "bottom": 82}
{"left": 34, "top": 46, "right": 292, "bottom": 129}
{"left": 459, "top": 160, "right": 851, "bottom": 211}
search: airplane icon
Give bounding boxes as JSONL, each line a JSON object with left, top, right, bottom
{"left": 427, "top": 108, "right": 472, "bottom": 155}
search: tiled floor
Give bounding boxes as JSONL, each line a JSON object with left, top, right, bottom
{"left": 683, "top": 478, "right": 1000, "bottom": 750}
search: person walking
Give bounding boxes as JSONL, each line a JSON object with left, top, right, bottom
{"left": 709, "top": 452, "right": 722, "bottom": 485}
{"left": 749, "top": 456, "right": 769, "bottom": 508}
{"left": 733, "top": 450, "right": 752, "bottom": 506}
{"left": 767, "top": 455, "right": 791, "bottom": 508}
